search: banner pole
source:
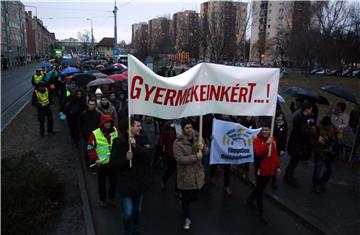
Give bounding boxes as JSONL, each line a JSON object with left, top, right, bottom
{"left": 268, "top": 115, "right": 276, "bottom": 156}
{"left": 199, "top": 115, "right": 203, "bottom": 145}
{"left": 128, "top": 116, "right": 133, "bottom": 168}
{"left": 349, "top": 125, "right": 359, "bottom": 162}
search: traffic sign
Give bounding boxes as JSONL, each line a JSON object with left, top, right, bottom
{"left": 112, "top": 48, "right": 121, "bottom": 56}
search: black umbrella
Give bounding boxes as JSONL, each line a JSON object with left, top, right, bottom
{"left": 283, "top": 86, "right": 328, "bottom": 105}
{"left": 320, "top": 85, "right": 358, "bottom": 104}
{"left": 72, "top": 73, "right": 96, "bottom": 86}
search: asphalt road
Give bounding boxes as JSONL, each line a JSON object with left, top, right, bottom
{"left": 84, "top": 162, "right": 315, "bottom": 235}
{"left": 1, "top": 64, "right": 38, "bottom": 130}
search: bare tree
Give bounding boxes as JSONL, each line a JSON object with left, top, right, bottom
{"left": 77, "top": 29, "right": 91, "bottom": 54}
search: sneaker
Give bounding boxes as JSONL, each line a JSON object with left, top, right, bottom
{"left": 183, "top": 218, "right": 191, "bottom": 230}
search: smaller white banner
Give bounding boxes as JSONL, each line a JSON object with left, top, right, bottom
{"left": 210, "top": 119, "right": 261, "bottom": 165}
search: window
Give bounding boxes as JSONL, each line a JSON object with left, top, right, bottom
{"left": 268, "top": 25, "right": 270, "bottom": 29}
{"left": 269, "top": 10, "right": 272, "bottom": 14}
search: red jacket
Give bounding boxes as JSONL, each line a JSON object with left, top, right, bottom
{"left": 253, "top": 134, "right": 280, "bottom": 176}
{"left": 87, "top": 114, "right": 118, "bottom": 168}
{"left": 159, "top": 121, "right": 177, "bottom": 159}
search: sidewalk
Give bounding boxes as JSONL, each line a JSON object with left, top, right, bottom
{"left": 234, "top": 156, "right": 360, "bottom": 235}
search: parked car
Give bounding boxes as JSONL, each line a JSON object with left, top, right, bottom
{"left": 310, "top": 68, "right": 322, "bottom": 75}
{"left": 352, "top": 70, "right": 360, "bottom": 78}
{"left": 314, "top": 69, "right": 328, "bottom": 75}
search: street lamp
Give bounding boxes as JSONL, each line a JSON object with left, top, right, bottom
{"left": 86, "top": 18, "right": 95, "bottom": 57}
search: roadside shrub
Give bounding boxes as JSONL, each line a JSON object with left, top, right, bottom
{"left": 1, "top": 152, "right": 65, "bottom": 235}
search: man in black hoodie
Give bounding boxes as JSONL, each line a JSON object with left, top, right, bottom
{"left": 79, "top": 99, "right": 102, "bottom": 166}
{"left": 111, "top": 117, "right": 154, "bottom": 235}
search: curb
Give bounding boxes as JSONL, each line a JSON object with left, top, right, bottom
{"left": 77, "top": 148, "right": 96, "bottom": 235}
{"left": 232, "top": 170, "right": 334, "bottom": 235}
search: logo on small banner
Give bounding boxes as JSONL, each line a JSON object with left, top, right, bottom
{"left": 210, "top": 119, "right": 261, "bottom": 165}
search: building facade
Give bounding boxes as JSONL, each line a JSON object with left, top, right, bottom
{"left": 26, "top": 11, "right": 56, "bottom": 58}
{"left": 171, "top": 10, "right": 200, "bottom": 59}
{"left": 95, "top": 37, "right": 115, "bottom": 57}
{"left": 1, "top": 1, "right": 27, "bottom": 66}
{"left": 200, "top": 1, "right": 247, "bottom": 62}
{"left": 148, "top": 17, "right": 171, "bottom": 54}
{"left": 131, "top": 22, "right": 148, "bottom": 58}
{"left": 249, "top": 0, "right": 294, "bottom": 64}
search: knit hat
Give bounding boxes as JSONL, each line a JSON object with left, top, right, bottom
{"left": 180, "top": 118, "right": 193, "bottom": 130}
{"left": 95, "top": 88, "right": 102, "bottom": 95}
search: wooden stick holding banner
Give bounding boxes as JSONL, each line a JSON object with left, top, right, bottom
{"left": 128, "top": 116, "right": 133, "bottom": 168}
{"left": 199, "top": 115, "right": 203, "bottom": 144}
{"left": 268, "top": 115, "right": 276, "bottom": 156}
{"left": 349, "top": 125, "right": 359, "bottom": 162}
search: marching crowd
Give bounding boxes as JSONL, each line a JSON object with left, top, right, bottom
{"left": 30, "top": 59, "right": 360, "bottom": 234}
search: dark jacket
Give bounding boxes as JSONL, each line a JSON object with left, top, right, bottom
{"left": 79, "top": 109, "right": 102, "bottom": 140}
{"left": 62, "top": 96, "right": 86, "bottom": 116}
{"left": 159, "top": 121, "right": 177, "bottom": 159}
{"left": 274, "top": 121, "right": 288, "bottom": 153}
{"left": 111, "top": 133, "right": 154, "bottom": 196}
{"left": 287, "top": 110, "right": 316, "bottom": 160}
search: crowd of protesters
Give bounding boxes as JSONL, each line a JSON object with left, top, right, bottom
{"left": 30, "top": 57, "right": 360, "bottom": 234}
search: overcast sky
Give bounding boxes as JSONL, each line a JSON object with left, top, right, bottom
{"left": 22, "top": 0, "right": 208, "bottom": 43}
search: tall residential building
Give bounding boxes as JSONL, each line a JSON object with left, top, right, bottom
{"left": 148, "top": 17, "right": 171, "bottom": 54}
{"left": 200, "top": 1, "right": 247, "bottom": 62}
{"left": 132, "top": 22, "right": 148, "bottom": 50}
{"left": 249, "top": 0, "right": 294, "bottom": 64}
{"left": 1, "top": 0, "right": 27, "bottom": 66}
{"left": 26, "top": 11, "right": 56, "bottom": 57}
{"left": 171, "top": 10, "right": 200, "bottom": 58}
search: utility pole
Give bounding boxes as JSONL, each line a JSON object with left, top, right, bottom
{"left": 86, "top": 18, "right": 94, "bottom": 56}
{"left": 113, "top": 0, "right": 118, "bottom": 49}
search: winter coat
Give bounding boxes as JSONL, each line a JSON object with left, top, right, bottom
{"left": 111, "top": 132, "right": 154, "bottom": 196}
{"left": 87, "top": 115, "right": 118, "bottom": 168}
{"left": 313, "top": 124, "right": 338, "bottom": 161}
{"left": 79, "top": 109, "right": 102, "bottom": 141}
{"left": 173, "top": 132, "right": 209, "bottom": 190}
{"left": 98, "top": 101, "right": 118, "bottom": 127}
{"left": 287, "top": 110, "right": 317, "bottom": 160}
{"left": 253, "top": 134, "right": 280, "bottom": 177}
{"left": 159, "top": 121, "right": 178, "bottom": 159}
{"left": 274, "top": 121, "right": 288, "bottom": 153}
{"left": 62, "top": 96, "right": 86, "bottom": 116}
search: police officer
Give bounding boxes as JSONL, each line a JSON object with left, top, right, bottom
{"left": 32, "top": 69, "right": 43, "bottom": 86}
{"left": 32, "top": 81, "right": 55, "bottom": 136}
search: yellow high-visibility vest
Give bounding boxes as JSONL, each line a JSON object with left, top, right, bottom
{"left": 35, "top": 89, "right": 49, "bottom": 106}
{"left": 92, "top": 127, "right": 118, "bottom": 164}
{"left": 33, "top": 74, "right": 43, "bottom": 84}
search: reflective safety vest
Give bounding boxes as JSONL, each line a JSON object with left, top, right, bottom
{"left": 93, "top": 127, "right": 118, "bottom": 164}
{"left": 35, "top": 89, "right": 49, "bottom": 106}
{"left": 66, "top": 90, "right": 71, "bottom": 97}
{"left": 34, "top": 74, "right": 43, "bottom": 84}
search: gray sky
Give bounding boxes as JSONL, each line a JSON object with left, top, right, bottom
{"left": 23, "top": 0, "right": 207, "bottom": 43}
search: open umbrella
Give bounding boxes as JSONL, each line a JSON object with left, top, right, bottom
{"left": 277, "top": 94, "right": 286, "bottom": 103}
{"left": 62, "top": 67, "right": 81, "bottom": 75}
{"left": 320, "top": 85, "right": 358, "bottom": 104}
{"left": 100, "top": 66, "right": 125, "bottom": 75}
{"left": 87, "top": 78, "right": 115, "bottom": 87}
{"left": 92, "top": 72, "right": 108, "bottom": 79}
{"left": 61, "top": 59, "right": 77, "bottom": 67}
{"left": 108, "top": 70, "right": 128, "bottom": 82}
{"left": 113, "top": 63, "right": 127, "bottom": 69}
{"left": 40, "top": 62, "right": 53, "bottom": 68}
{"left": 284, "top": 86, "right": 328, "bottom": 105}
{"left": 72, "top": 73, "right": 96, "bottom": 86}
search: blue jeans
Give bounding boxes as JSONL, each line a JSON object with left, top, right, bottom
{"left": 312, "top": 153, "right": 333, "bottom": 187}
{"left": 121, "top": 195, "right": 143, "bottom": 235}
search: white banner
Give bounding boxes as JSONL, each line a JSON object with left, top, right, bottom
{"left": 210, "top": 119, "right": 261, "bottom": 165}
{"left": 128, "top": 55, "right": 279, "bottom": 119}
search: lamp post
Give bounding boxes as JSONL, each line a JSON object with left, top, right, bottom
{"left": 86, "top": 18, "right": 95, "bottom": 57}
